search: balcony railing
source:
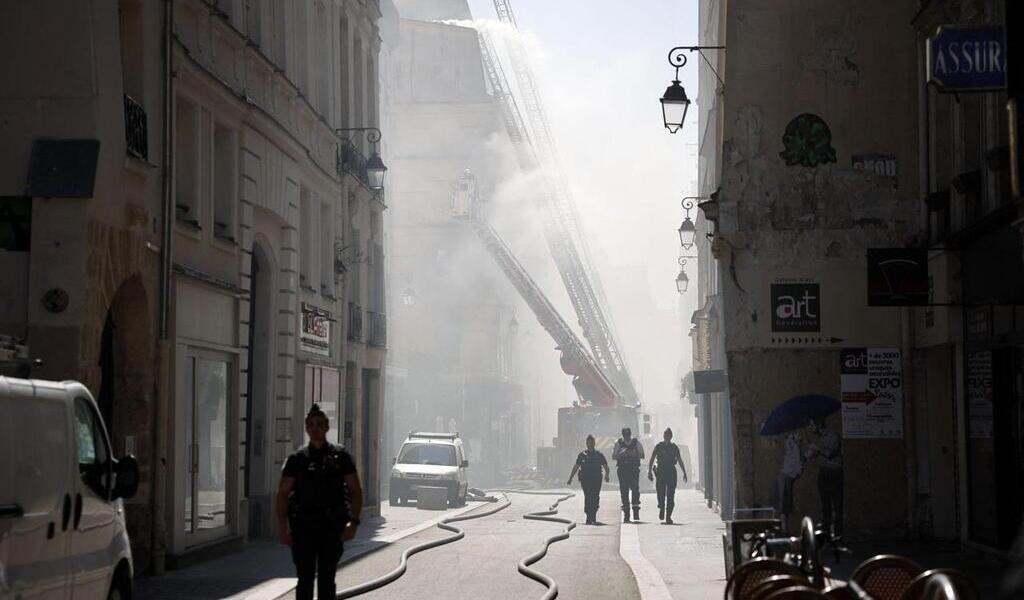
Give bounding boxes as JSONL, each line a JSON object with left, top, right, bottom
{"left": 347, "top": 302, "right": 363, "bottom": 342}
{"left": 337, "top": 139, "right": 369, "bottom": 188}
{"left": 123, "top": 94, "right": 148, "bottom": 161}
{"left": 367, "top": 311, "right": 386, "bottom": 348}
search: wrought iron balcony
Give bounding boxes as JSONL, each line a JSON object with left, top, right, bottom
{"left": 367, "top": 311, "right": 386, "bottom": 348}
{"left": 123, "top": 94, "right": 148, "bottom": 160}
{"left": 337, "top": 139, "right": 369, "bottom": 188}
{"left": 347, "top": 302, "right": 363, "bottom": 342}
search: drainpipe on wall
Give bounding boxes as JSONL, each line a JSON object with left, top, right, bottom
{"left": 901, "top": 307, "right": 918, "bottom": 539}
{"left": 152, "top": 0, "right": 175, "bottom": 575}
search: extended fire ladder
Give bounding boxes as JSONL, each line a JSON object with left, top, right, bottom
{"left": 475, "top": 2, "right": 640, "bottom": 406}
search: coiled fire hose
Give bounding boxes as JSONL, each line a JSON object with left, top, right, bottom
{"left": 335, "top": 489, "right": 577, "bottom": 600}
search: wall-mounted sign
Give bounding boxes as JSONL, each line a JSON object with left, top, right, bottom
{"left": 927, "top": 26, "right": 1006, "bottom": 91}
{"left": 852, "top": 153, "right": 897, "bottom": 186}
{"left": 300, "top": 303, "right": 331, "bottom": 356}
{"left": 771, "top": 282, "right": 821, "bottom": 332}
{"left": 867, "top": 248, "right": 929, "bottom": 306}
{"left": 840, "top": 347, "right": 903, "bottom": 439}
{"left": 693, "top": 369, "right": 727, "bottom": 394}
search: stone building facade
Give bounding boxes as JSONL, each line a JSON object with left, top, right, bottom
{"left": 695, "top": 0, "right": 923, "bottom": 539}
{"left": 0, "top": 0, "right": 388, "bottom": 572}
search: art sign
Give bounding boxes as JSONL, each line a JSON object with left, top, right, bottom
{"left": 927, "top": 26, "right": 1006, "bottom": 91}
{"left": 300, "top": 302, "right": 331, "bottom": 356}
{"left": 771, "top": 282, "right": 821, "bottom": 332}
{"left": 840, "top": 348, "right": 903, "bottom": 439}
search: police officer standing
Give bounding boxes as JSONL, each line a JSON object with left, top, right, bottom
{"left": 612, "top": 427, "right": 645, "bottom": 523}
{"left": 567, "top": 434, "right": 610, "bottom": 524}
{"left": 647, "top": 427, "right": 688, "bottom": 524}
{"left": 277, "top": 404, "right": 362, "bottom": 600}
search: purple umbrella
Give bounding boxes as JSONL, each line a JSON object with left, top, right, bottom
{"left": 759, "top": 394, "right": 840, "bottom": 435}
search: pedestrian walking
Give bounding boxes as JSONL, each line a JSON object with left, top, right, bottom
{"left": 567, "top": 434, "right": 610, "bottom": 524}
{"left": 775, "top": 432, "right": 804, "bottom": 533}
{"left": 277, "top": 404, "right": 363, "bottom": 600}
{"left": 647, "top": 428, "right": 688, "bottom": 524}
{"left": 612, "top": 427, "right": 645, "bottom": 523}
{"left": 805, "top": 417, "right": 843, "bottom": 541}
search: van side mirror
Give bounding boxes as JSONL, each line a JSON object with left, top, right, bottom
{"left": 392, "top": 457, "right": 397, "bottom": 465}
{"left": 461, "top": 460, "right": 469, "bottom": 468}
{"left": 112, "top": 455, "right": 140, "bottom": 500}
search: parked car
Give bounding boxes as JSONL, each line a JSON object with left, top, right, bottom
{"left": 0, "top": 377, "right": 140, "bottom": 600}
{"left": 389, "top": 432, "right": 469, "bottom": 507}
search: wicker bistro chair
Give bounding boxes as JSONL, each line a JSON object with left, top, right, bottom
{"left": 726, "top": 557, "right": 806, "bottom": 600}
{"left": 764, "top": 586, "right": 827, "bottom": 599}
{"left": 899, "top": 569, "right": 978, "bottom": 600}
{"left": 850, "top": 555, "right": 924, "bottom": 600}
{"left": 750, "top": 575, "right": 811, "bottom": 600}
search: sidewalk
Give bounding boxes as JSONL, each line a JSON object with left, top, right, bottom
{"left": 135, "top": 502, "right": 480, "bottom": 600}
{"left": 631, "top": 489, "right": 728, "bottom": 599}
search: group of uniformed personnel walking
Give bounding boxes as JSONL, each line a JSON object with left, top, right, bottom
{"left": 569, "top": 426, "right": 688, "bottom": 524}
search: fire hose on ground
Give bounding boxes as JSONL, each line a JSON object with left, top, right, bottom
{"left": 334, "top": 489, "right": 577, "bottom": 600}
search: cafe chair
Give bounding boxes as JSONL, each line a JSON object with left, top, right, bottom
{"left": 850, "top": 555, "right": 923, "bottom": 600}
{"left": 764, "top": 586, "right": 827, "bottom": 599}
{"left": 725, "top": 557, "right": 806, "bottom": 599}
{"left": 899, "top": 569, "right": 977, "bottom": 600}
{"left": 821, "top": 583, "right": 860, "bottom": 599}
{"left": 750, "top": 575, "right": 811, "bottom": 600}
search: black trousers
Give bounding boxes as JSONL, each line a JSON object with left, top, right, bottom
{"left": 617, "top": 468, "right": 641, "bottom": 513}
{"left": 581, "top": 477, "right": 602, "bottom": 519}
{"left": 817, "top": 468, "right": 844, "bottom": 538}
{"left": 291, "top": 522, "right": 344, "bottom": 600}
{"left": 655, "top": 471, "right": 677, "bottom": 517}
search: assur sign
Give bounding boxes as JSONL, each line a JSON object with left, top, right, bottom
{"left": 927, "top": 26, "right": 1006, "bottom": 91}
{"left": 840, "top": 348, "right": 903, "bottom": 439}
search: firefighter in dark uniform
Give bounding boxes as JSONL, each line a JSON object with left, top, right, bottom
{"left": 612, "top": 427, "right": 645, "bottom": 523}
{"left": 647, "top": 427, "right": 688, "bottom": 524}
{"left": 567, "top": 434, "right": 610, "bottom": 524}
{"left": 277, "top": 404, "right": 363, "bottom": 600}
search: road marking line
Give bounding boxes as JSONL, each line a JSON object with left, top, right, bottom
{"left": 619, "top": 523, "right": 673, "bottom": 600}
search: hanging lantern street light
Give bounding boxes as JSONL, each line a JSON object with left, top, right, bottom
{"left": 676, "top": 257, "right": 691, "bottom": 294}
{"left": 336, "top": 127, "right": 388, "bottom": 191}
{"left": 660, "top": 45, "right": 726, "bottom": 134}
{"left": 678, "top": 198, "right": 697, "bottom": 249}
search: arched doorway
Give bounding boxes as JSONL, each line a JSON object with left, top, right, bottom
{"left": 246, "top": 241, "right": 276, "bottom": 538}
{"left": 95, "top": 275, "right": 155, "bottom": 567}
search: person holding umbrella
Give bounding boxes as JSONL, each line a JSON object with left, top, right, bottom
{"left": 805, "top": 416, "right": 844, "bottom": 541}
{"left": 760, "top": 395, "right": 841, "bottom": 534}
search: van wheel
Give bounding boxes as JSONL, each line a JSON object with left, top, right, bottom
{"left": 389, "top": 493, "right": 400, "bottom": 506}
{"left": 107, "top": 569, "right": 132, "bottom": 600}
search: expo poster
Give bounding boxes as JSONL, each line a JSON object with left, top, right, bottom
{"left": 840, "top": 347, "right": 903, "bottom": 438}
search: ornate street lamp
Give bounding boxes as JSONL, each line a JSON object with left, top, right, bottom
{"left": 336, "top": 127, "right": 388, "bottom": 191}
{"left": 678, "top": 197, "right": 697, "bottom": 250}
{"left": 676, "top": 257, "right": 691, "bottom": 294}
{"left": 660, "top": 46, "right": 725, "bottom": 134}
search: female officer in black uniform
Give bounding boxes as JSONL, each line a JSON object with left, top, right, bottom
{"left": 567, "top": 434, "right": 610, "bottom": 524}
{"left": 276, "top": 404, "right": 362, "bottom": 600}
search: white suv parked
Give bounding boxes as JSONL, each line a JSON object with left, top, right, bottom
{"left": 389, "top": 432, "right": 469, "bottom": 507}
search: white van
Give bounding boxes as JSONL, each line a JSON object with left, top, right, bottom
{"left": 0, "top": 377, "right": 140, "bottom": 600}
{"left": 389, "top": 432, "right": 469, "bottom": 507}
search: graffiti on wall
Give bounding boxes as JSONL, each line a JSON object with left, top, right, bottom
{"left": 779, "top": 113, "right": 837, "bottom": 167}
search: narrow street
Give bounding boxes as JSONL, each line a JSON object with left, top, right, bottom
{"left": 306, "top": 488, "right": 722, "bottom": 600}
{"left": 136, "top": 489, "right": 725, "bottom": 600}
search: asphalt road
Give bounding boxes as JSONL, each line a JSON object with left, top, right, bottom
{"left": 294, "top": 489, "right": 643, "bottom": 600}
